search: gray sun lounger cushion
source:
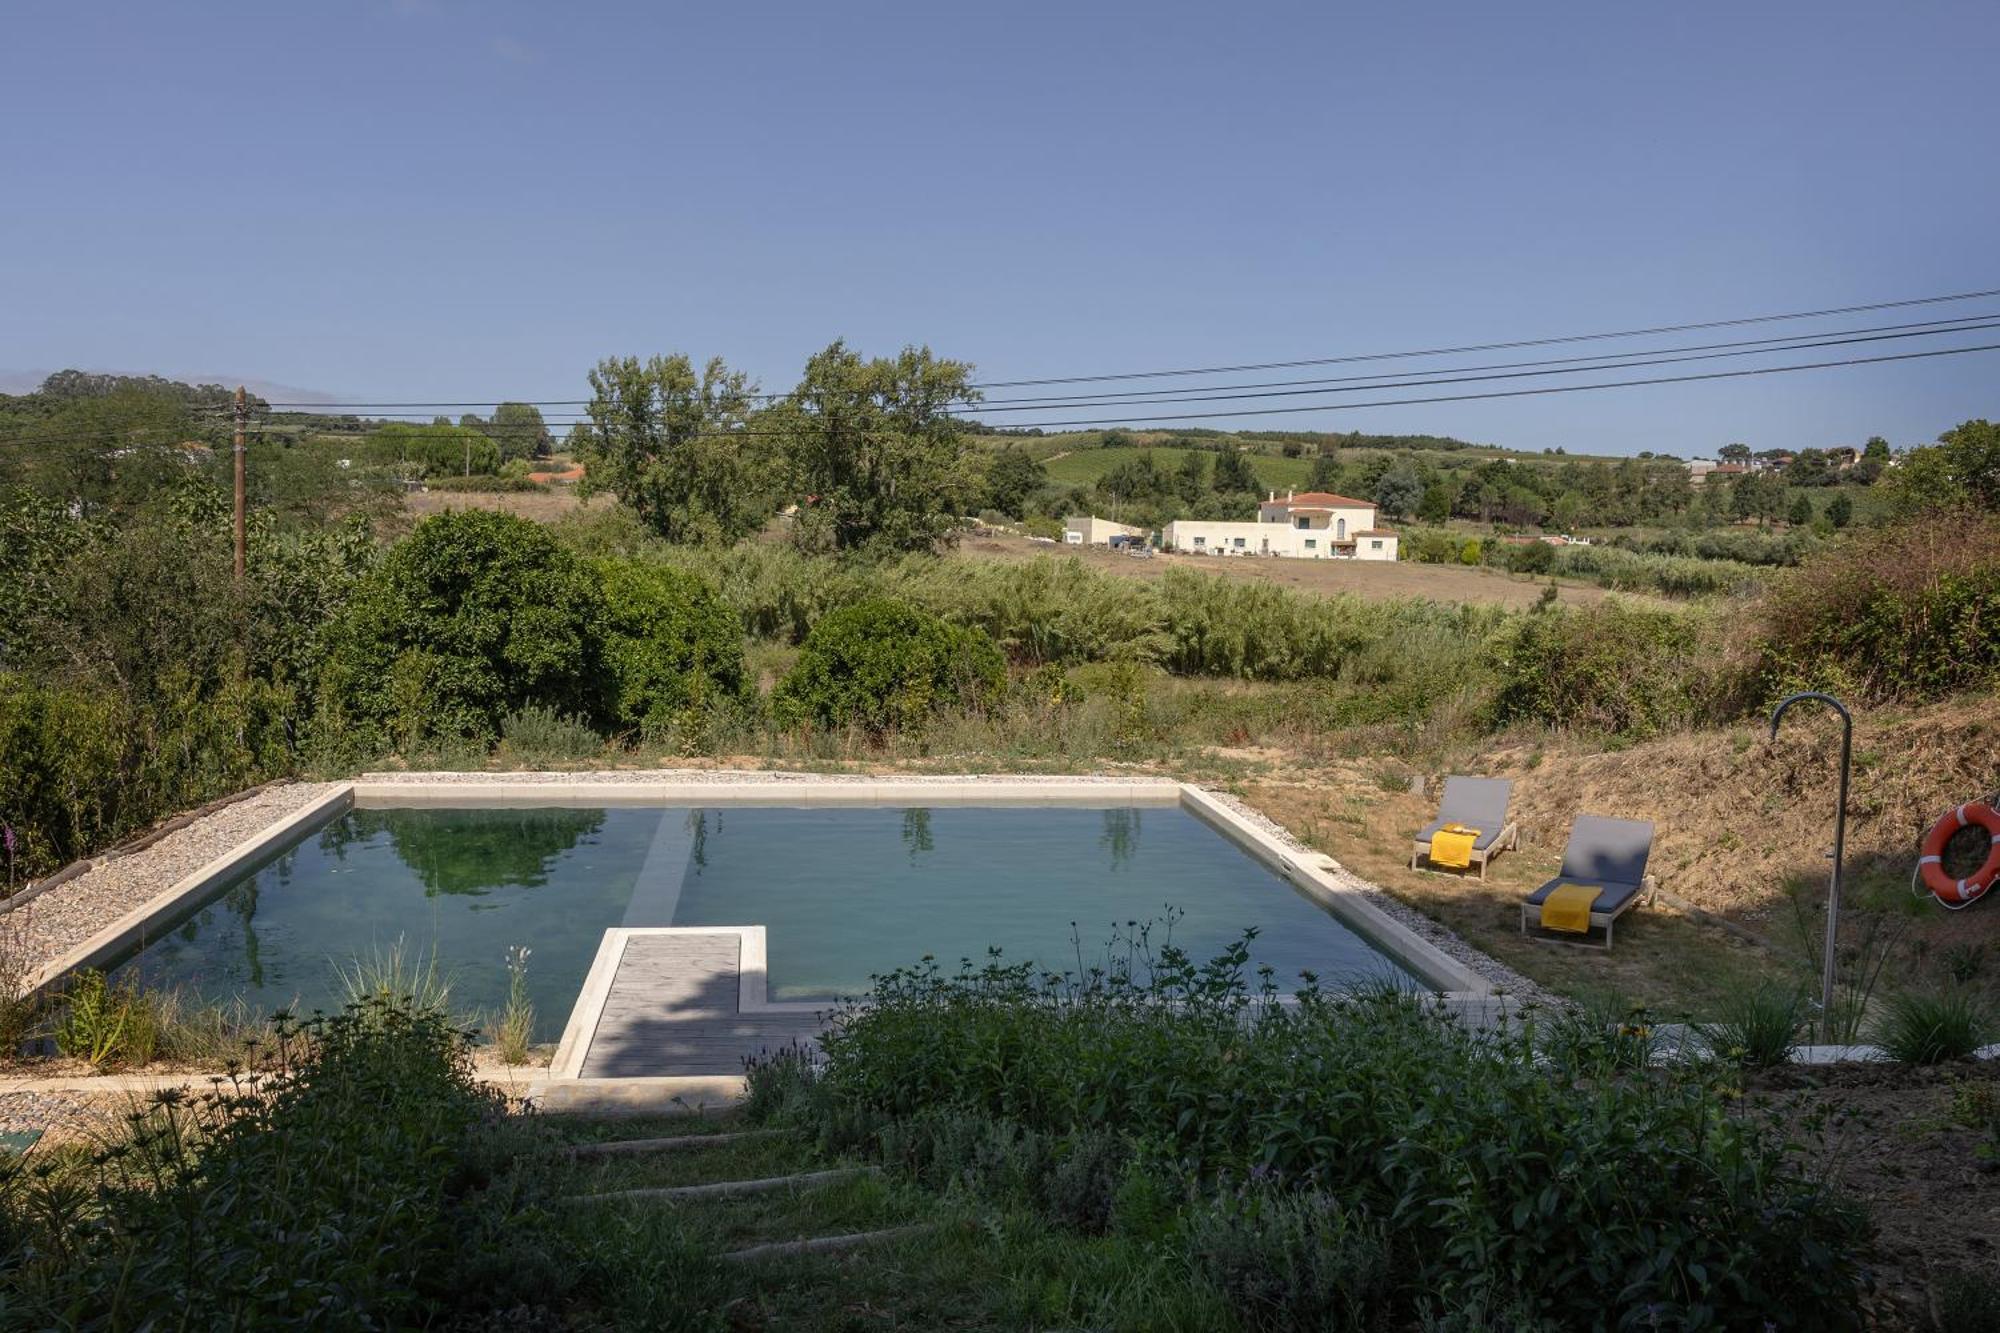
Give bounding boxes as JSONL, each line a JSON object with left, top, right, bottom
{"left": 1426, "top": 776, "right": 1512, "bottom": 843}
{"left": 1523, "top": 877, "right": 1645, "bottom": 915}
{"left": 1415, "top": 818, "right": 1506, "bottom": 851}
{"left": 1556, "top": 815, "right": 1653, "bottom": 889}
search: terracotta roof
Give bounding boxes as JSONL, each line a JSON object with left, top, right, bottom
{"left": 1261, "top": 491, "right": 1374, "bottom": 508}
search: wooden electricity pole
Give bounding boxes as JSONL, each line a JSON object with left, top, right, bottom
{"left": 233, "top": 385, "right": 247, "bottom": 581}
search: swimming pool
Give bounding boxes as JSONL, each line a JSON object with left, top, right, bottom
{"left": 109, "top": 799, "right": 1421, "bottom": 1040}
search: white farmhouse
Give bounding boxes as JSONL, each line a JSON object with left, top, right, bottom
{"left": 1062, "top": 515, "right": 1147, "bottom": 546}
{"left": 1162, "top": 491, "right": 1399, "bottom": 560}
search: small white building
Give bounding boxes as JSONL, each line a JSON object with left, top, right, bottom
{"left": 1063, "top": 515, "right": 1147, "bottom": 546}
{"left": 1162, "top": 491, "right": 1399, "bottom": 561}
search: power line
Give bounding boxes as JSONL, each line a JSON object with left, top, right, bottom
{"left": 965, "top": 318, "right": 2000, "bottom": 413}
{"left": 187, "top": 316, "right": 2000, "bottom": 429}
{"left": 182, "top": 338, "right": 2000, "bottom": 436}
{"left": 969, "top": 285, "right": 2000, "bottom": 388}
{"left": 956, "top": 339, "right": 2000, "bottom": 429}
{"left": 971, "top": 312, "right": 2000, "bottom": 407}
{"left": 203, "top": 283, "right": 2000, "bottom": 406}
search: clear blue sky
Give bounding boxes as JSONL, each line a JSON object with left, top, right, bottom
{"left": 4, "top": 1, "right": 1996, "bottom": 454}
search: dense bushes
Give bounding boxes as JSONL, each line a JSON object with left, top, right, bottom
{"left": 0, "top": 998, "right": 507, "bottom": 1326}
{"left": 776, "top": 946, "right": 1868, "bottom": 1328}
{"left": 595, "top": 559, "right": 746, "bottom": 735}
{"left": 775, "top": 598, "right": 1005, "bottom": 731}
{"left": 1492, "top": 601, "right": 1724, "bottom": 737}
{"left": 1750, "top": 511, "right": 2000, "bottom": 703}
{"left": 316, "top": 510, "right": 608, "bottom": 746}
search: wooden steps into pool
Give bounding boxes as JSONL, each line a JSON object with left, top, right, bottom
{"left": 552, "top": 928, "right": 828, "bottom": 1085}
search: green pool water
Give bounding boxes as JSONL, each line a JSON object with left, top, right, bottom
{"left": 111, "top": 804, "right": 1417, "bottom": 1040}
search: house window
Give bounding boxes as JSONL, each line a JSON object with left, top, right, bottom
{"left": 1294, "top": 516, "right": 1310, "bottom": 530}
{"left": 1336, "top": 517, "right": 1347, "bottom": 539}
{"left": 1370, "top": 540, "right": 1383, "bottom": 549}
{"left": 1232, "top": 537, "right": 1247, "bottom": 549}
{"left": 1192, "top": 536, "right": 1205, "bottom": 547}
{"left": 1304, "top": 539, "right": 1317, "bottom": 550}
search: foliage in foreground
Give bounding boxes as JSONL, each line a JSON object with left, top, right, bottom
{"left": 0, "top": 998, "right": 507, "bottom": 1328}
{"left": 756, "top": 940, "right": 1871, "bottom": 1330}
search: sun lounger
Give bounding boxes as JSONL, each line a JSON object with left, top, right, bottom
{"left": 1410, "top": 776, "right": 1519, "bottom": 879}
{"left": 1520, "top": 815, "right": 1657, "bottom": 949}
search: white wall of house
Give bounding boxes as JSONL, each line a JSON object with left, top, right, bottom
{"left": 1161, "top": 492, "right": 1399, "bottom": 561}
{"left": 1063, "top": 515, "right": 1146, "bottom": 546}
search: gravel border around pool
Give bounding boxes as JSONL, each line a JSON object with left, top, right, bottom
{"left": 5, "top": 783, "right": 346, "bottom": 978}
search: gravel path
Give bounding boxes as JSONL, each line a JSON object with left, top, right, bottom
{"left": 4, "top": 783, "right": 344, "bottom": 977}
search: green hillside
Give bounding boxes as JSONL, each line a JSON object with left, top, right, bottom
{"left": 1040, "top": 445, "right": 1315, "bottom": 492}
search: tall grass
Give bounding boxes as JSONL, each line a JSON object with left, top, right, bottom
{"left": 335, "top": 937, "right": 456, "bottom": 1017}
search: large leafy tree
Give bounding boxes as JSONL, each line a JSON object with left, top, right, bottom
{"left": 316, "top": 509, "right": 606, "bottom": 746}
{"left": 577, "top": 355, "right": 767, "bottom": 545}
{"left": 983, "top": 447, "right": 1046, "bottom": 518}
{"left": 1211, "top": 448, "right": 1259, "bottom": 495}
{"left": 774, "top": 341, "right": 981, "bottom": 553}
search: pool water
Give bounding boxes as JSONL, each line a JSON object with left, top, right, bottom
{"left": 111, "top": 805, "right": 1416, "bottom": 1040}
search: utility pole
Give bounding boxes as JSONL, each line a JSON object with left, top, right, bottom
{"left": 233, "top": 385, "right": 247, "bottom": 581}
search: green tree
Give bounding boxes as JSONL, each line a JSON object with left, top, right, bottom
{"left": 1718, "top": 442, "right": 1752, "bottom": 463}
{"left": 488, "top": 402, "right": 554, "bottom": 460}
{"left": 1417, "top": 480, "right": 1453, "bottom": 524}
{"left": 577, "top": 354, "right": 767, "bottom": 545}
{"left": 982, "top": 447, "right": 1046, "bottom": 518}
{"left": 773, "top": 598, "right": 1005, "bottom": 733}
{"left": 1211, "top": 448, "right": 1259, "bottom": 495}
{"left": 1175, "top": 451, "right": 1209, "bottom": 504}
{"left": 1881, "top": 419, "right": 2000, "bottom": 517}
{"left": 774, "top": 341, "right": 980, "bottom": 553}
{"left": 316, "top": 510, "right": 606, "bottom": 746}
{"left": 1307, "top": 452, "right": 1343, "bottom": 492}
{"left": 1373, "top": 464, "right": 1423, "bottom": 521}
{"left": 594, "top": 559, "right": 745, "bottom": 735}
{"left": 1785, "top": 449, "right": 1834, "bottom": 487}
{"left": 1787, "top": 493, "right": 1814, "bottom": 527}
{"left": 1825, "top": 491, "right": 1853, "bottom": 529}
{"left": 1547, "top": 491, "right": 1585, "bottom": 533}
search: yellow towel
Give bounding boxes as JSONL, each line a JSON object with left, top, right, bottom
{"left": 1429, "top": 824, "right": 1480, "bottom": 869}
{"left": 1540, "top": 881, "right": 1599, "bottom": 934}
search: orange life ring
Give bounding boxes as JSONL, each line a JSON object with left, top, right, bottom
{"left": 1918, "top": 802, "right": 2000, "bottom": 909}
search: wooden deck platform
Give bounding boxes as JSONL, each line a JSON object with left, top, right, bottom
{"left": 566, "top": 931, "right": 828, "bottom": 1080}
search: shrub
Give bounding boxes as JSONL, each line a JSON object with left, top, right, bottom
{"left": 1873, "top": 987, "right": 1989, "bottom": 1064}
{"left": 594, "top": 558, "right": 746, "bottom": 735}
{"left": 1183, "top": 1185, "right": 1392, "bottom": 1333}
{"left": 1933, "top": 1266, "right": 2000, "bottom": 1333}
{"left": 774, "top": 598, "right": 1005, "bottom": 732}
{"left": 1491, "top": 601, "right": 1722, "bottom": 737}
{"left": 53, "top": 969, "right": 160, "bottom": 1068}
{"left": 314, "top": 510, "right": 607, "bottom": 747}
{"left": 1696, "top": 982, "right": 1810, "bottom": 1069}
{"left": 8, "top": 998, "right": 504, "bottom": 1326}
{"left": 1750, "top": 511, "right": 2000, "bottom": 704}
{"left": 497, "top": 704, "right": 603, "bottom": 760}
{"left": 802, "top": 946, "right": 1868, "bottom": 1328}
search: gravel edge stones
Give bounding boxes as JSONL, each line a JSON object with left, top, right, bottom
{"left": 4, "top": 782, "right": 345, "bottom": 977}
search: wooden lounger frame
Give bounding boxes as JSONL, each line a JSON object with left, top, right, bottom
{"left": 1409, "top": 821, "right": 1519, "bottom": 880}
{"left": 1519, "top": 875, "right": 1658, "bottom": 950}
